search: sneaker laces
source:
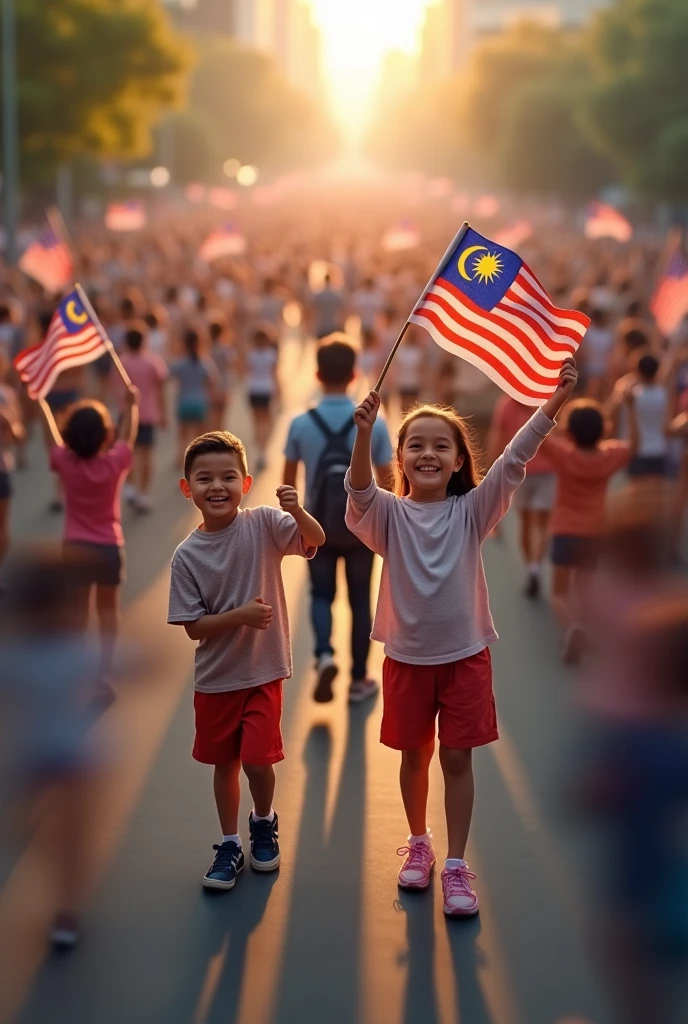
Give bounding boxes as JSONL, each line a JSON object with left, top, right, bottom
{"left": 397, "top": 842, "right": 432, "bottom": 871}
{"left": 211, "top": 841, "right": 239, "bottom": 869}
{"left": 252, "top": 818, "right": 277, "bottom": 854}
{"left": 443, "top": 864, "right": 477, "bottom": 898}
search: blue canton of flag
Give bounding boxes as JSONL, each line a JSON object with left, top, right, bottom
{"left": 410, "top": 224, "right": 589, "bottom": 406}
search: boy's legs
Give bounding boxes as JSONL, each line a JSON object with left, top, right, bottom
{"left": 213, "top": 761, "right": 242, "bottom": 834}
{"left": 343, "top": 544, "right": 375, "bottom": 686}
{"left": 242, "top": 762, "right": 276, "bottom": 818}
{"left": 439, "top": 745, "right": 474, "bottom": 859}
{"left": 400, "top": 740, "right": 435, "bottom": 836}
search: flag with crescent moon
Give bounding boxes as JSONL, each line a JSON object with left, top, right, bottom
{"left": 409, "top": 226, "right": 589, "bottom": 406}
{"left": 13, "top": 290, "right": 108, "bottom": 400}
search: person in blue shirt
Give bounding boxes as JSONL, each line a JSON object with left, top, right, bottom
{"left": 283, "top": 335, "right": 394, "bottom": 703}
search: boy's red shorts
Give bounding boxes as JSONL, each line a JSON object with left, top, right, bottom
{"left": 193, "top": 679, "right": 284, "bottom": 765}
{"left": 381, "top": 649, "right": 498, "bottom": 751}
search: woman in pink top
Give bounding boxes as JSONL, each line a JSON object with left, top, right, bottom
{"left": 38, "top": 386, "right": 140, "bottom": 702}
{"left": 119, "top": 323, "right": 168, "bottom": 513}
{"left": 542, "top": 398, "right": 634, "bottom": 662}
{"left": 346, "top": 358, "right": 578, "bottom": 919}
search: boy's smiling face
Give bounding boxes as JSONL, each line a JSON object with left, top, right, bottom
{"left": 180, "top": 451, "right": 252, "bottom": 531}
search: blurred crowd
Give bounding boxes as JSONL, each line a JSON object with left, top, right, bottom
{"left": 0, "top": 186, "right": 687, "bottom": 1020}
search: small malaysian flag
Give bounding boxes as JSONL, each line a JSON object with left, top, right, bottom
{"left": 409, "top": 225, "right": 589, "bottom": 406}
{"left": 18, "top": 220, "right": 72, "bottom": 295}
{"left": 651, "top": 249, "right": 688, "bottom": 338}
{"left": 14, "top": 290, "right": 108, "bottom": 400}
{"left": 198, "top": 224, "right": 247, "bottom": 262}
{"left": 105, "top": 200, "right": 147, "bottom": 232}
{"left": 584, "top": 202, "right": 633, "bottom": 243}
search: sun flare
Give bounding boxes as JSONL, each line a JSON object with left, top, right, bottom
{"left": 473, "top": 252, "right": 504, "bottom": 284}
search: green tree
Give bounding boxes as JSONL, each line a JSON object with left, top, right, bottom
{"left": 168, "top": 34, "right": 338, "bottom": 183}
{"left": 582, "top": 0, "right": 688, "bottom": 201}
{"left": 3, "top": 0, "right": 190, "bottom": 182}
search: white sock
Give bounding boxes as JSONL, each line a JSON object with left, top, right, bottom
{"left": 222, "top": 834, "right": 241, "bottom": 847}
{"left": 445, "top": 857, "right": 465, "bottom": 870}
{"left": 528, "top": 562, "right": 540, "bottom": 575}
{"left": 252, "top": 809, "right": 275, "bottom": 823}
{"left": 409, "top": 829, "right": 432, "bottom": 845}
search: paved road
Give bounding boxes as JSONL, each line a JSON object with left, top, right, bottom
{"left": 1, "top": 340, "right": 612, "bottom": 1024}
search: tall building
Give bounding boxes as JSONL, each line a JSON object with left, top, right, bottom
{"left": 375, "top": 50, "right": 418, "bottom": 112}
{"left": 469, "top": 0, "right": 611, "bottom": 39}
{"left": 417, "top": 1, "right": 468, "bottom": 85}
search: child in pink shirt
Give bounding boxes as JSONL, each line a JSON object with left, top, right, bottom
{"left": 119, "top": 323, "right": 168, "bottom": 513}
{"left": 542, "top": 398, "right": 633, "bottom": 662}
{"left": 38, "top": 386, "right": 140, "bottom": 702}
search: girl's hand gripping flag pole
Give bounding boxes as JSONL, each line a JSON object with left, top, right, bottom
{"left": 376, "top": 220, "right": 590, "bottom": 406}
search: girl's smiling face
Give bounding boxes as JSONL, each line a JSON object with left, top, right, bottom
{"left": 400, "top": 415, "right": 465, "bottom": 502}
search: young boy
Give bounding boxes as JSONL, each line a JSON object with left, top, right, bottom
{"left": 168, "top": 431, "right": 325, "bottom": 891}
{"left": 283, "top": 335, "right": 394, "bottom": 704}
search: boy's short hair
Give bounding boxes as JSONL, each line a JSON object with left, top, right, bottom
{"left": 124, "top": 322, "right": 147, "bottom": 352}
{"left": 636, "top": 353, "right": 660, "bottom": 381}
{"left": 317, "top": 335, "right": 357, "bottom": 385}
{"left": 566, "top": 399, "right": 604, "bottom": 449}
{"left": 184, "top": 431, "right": 248, "bottom": 480}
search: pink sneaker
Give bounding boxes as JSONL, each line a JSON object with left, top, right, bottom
{"left": 397, "top": 839, "right": 436, "bottom": 890}
{"left": 441, "top": 863, "right": 479, "bottom": 916}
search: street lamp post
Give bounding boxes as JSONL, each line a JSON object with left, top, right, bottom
{"left": 2, "top": 0, "right": 19, "bottom": 265}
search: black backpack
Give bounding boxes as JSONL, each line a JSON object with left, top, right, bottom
{"left": 308, "top": 408, "right": 360, "bottom": 549}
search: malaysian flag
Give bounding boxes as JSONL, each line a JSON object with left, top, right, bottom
{"left": 105, "top": 200, "right": 147, "bottom": 232}
{"left": 651, "top": 249, "right": 688, "bottom": 338}
{"left": 409, "top": 225, "right": 590, "bottom": 406}
{"left": 14, "top": 290, "right": 108, "bottom": 400}
{"left": 18, "top": 221, "right": 72, "bottom": 295}
{"left": 198, "top": 224, "right": 247, "bottom": 262}
{"left": 584, "top": 202, "right": 633, "bottom": 243}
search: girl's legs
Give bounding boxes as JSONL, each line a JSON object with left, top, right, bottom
{"left": 242, "top": 762, "right": 276, "bottom": 818}
{"left": 253, "top": 407, "right": 272, "bottom": 469}
{"left": 399, "top": 740, "right": 435, "bottom": 836}
{"left": 439, "top": 745, "right": 474, "bottom": 859}
{"left": 0, "top": 498, "right": 8, "bottom": 564}
{"left": 550, "top": 566, "right": 573, "bottom": 628}
{"left": 518, "top": 509, "right": 533, "bottom": 563}
{"left": 94, "top": 584, "right": 119, "bottom": 690}
{"left": 532, "top": 510, "right": 551, "bottom": 564}
{"left": 214, "top": 761, "right": 242, "bottom": 834}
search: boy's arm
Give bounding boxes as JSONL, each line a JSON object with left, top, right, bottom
{"left": 350, "top": 390, "right": 379, "bottom": 491}
{"left": 119, "top": 386, "right": 140, "bottom": 448}
{"left": 275, "top": 485, "right": 325, "bottom": 547}
{"left": 182, "top": 599, "right": 272, "bottom": 641}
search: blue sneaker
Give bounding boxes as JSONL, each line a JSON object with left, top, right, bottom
{"left": 202, "top": 840, "right": 244, "bottom": 890}
{"left": 249, "top": 812, "right": 281, "bottom": 871}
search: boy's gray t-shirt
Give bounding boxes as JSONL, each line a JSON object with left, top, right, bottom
{"left": 168, "top": 506, "right": 315, "bottom": 692}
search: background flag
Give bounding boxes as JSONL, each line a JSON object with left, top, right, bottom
{"left": 382, "top": 220, "right": 420, "bottom": 253}
{"left": 651, "top": 249, "right": 688, "bottom": 337}
{"left": 105, "top": 200, "right": 147, "bottom": 232}
{"left": 14, "top": 290, "right": 107, "bottom": 400}
{"left": 409, "top": 226, "right": 589, "bottom": 406}
{"left": 18, "top": 219, "right": 72, "bottom": 294}
{"left": 584, "top": 202, "right": 633, "bottom": 243}
{"left": 198, "top": 224, "right": 247, "bottom": 262}
{"left": 494, "top": 219, "right": 533, "bottom": 250}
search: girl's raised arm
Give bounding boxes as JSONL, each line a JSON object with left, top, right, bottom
{"left": 36, "top": 397, "right": 63, "bottom": 448}
{"left": 350, "top": 390, "right": 380, "bottom": 491}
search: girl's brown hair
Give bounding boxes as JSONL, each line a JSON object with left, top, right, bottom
{"left": 396, "top": 404, "right": 483, "bottom": 498}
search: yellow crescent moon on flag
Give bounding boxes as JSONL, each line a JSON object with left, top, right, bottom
{"left": 458, "top": 245, "right": 488, "bottom": 281}
{"left": 65, "top": 300, "right": 88, "bottom": 325}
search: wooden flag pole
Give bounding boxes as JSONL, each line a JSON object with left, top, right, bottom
{"left": 74, "top": 282, "right": 133, "bottom": 389}
{"left": 374, "top": 220, "right": 471, "bottom": 393}
{"left": 46, "top": 204, "right": 75, "bottom": 264}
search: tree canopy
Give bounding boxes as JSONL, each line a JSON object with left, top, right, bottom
{"left": 3, "top": 0, "right": 191, "bottom": 183}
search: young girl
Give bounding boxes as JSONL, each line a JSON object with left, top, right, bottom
{"left": 345, "top": 358, "right": 577, "bottom": 916}
{"left": 38, "top": 386, "right": 140, "bottom": 702}
{"left": 170, "top": 329, "right": 219, "bottom": 468}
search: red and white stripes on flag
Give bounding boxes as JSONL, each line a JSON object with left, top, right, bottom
{"left": 14, "top": 293, "right": 108, "bottom": 400}
{"left": 410, "top": 263, "right": 588, "bottom": 407}
{"left": 18, "top": 222, "right": 72, "bottom": 295}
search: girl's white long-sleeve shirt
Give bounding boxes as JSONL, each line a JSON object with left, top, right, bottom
{"left": 344, "top": 408, "right": 555, "bottom": 666}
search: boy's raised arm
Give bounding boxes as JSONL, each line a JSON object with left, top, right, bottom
{"left": 276, "top": 485, "right": 325, "bottom": 547}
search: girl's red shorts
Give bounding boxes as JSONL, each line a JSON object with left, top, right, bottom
{"left": 193, "top": 679, "right": 284, "bottom": 766}
{"left": 381, "top": 649, "right": 498, "bottom": 751}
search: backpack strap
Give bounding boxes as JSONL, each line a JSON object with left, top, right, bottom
{"left": 308, "top": 408, "right": 355, "bottom": 441}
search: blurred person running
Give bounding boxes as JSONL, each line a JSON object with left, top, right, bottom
{"left": 119, "top": 322, "right": 169, "bottom": 512}
{"left": 392, "top": 326, "right": 426, "bottom": 414}
{"left": 487, "top": 395, "right": 556, "bottom": 598}
{"left": 283, "top": 335, "right": 394, "bottom": 704}
{"left": 36, "top": 385, "right": 140, "bottom": 703}
{"left": 208, "top": 316, "right": 236, "bottom": 432}
{"left": 168, "top": 431, "right": 324, "bottom": 892}
{"left": 246, "top": 323, "right": 279, "bottom": 473}
{"left": 308, "top": 273, "right": 346, "bottom": 340}
{"left": 582, "top": 307, "right": 614, "bottom": 400}
{"left": 345, "top": 360, "right": 577, "bottom": 916}
{"left": 170, "top": 329, "right": 220, "bottom": 469}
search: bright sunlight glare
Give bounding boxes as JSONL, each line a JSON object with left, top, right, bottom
{"left": 309, "top": 0, "right": 431, "bottom": 142}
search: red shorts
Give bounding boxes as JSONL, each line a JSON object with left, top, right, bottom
{"left": 193, "top": 680, "right": 284, "bottom": 765}
{"left": 381, "top": 650, "right": 498, "bottom": 751}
